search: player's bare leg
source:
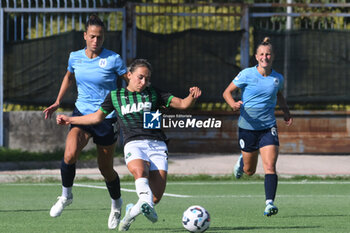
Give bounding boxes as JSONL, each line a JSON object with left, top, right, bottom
{"left": 97, "top": 143, "right": 123, "bottom": 229}
{"left": 119, "top": 160, "right": 157, "bottom": 231}
{"left": 241, "top": 150, "right": 259, "bottom": 176}
{"left": 149, "top": 170, "right": 167, "bottom": 204}
{"left": 50, "top": 127, "right": 90, "bottom": 217}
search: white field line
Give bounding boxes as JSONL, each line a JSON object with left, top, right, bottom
{"left": 3, "top": 181, "right": 350, "bottom": 186}
{"left": 2, "top": 183, "right": 349, "bottom": 199}
{"left": 74, "top": 183, "right": 192, "bottom": 198}
{"left": 165, "top": 181, "right": 350, "bottom": 185}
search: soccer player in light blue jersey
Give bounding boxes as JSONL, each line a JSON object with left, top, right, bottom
{"left": 223, "top": 37, "right": 292, "bottom": 217}
{"left": 43, "top": 14, "right": 127, "bottom": 229}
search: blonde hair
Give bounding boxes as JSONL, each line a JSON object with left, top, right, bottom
{"left": 256, "top": 37, "right": 273, "bottom": 54}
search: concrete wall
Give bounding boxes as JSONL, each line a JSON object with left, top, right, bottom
{"left": 3, "top": 111, "right": 94, "bottom": 152}
{"left": 3, "top": 111, "right": 350, "bottom": 154}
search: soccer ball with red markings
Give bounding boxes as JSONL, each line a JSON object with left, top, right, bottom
{"left": 182, "top": 205, "right": 210, "bottom": 233}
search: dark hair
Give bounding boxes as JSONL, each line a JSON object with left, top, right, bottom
{"left": 128, "top": 59, "right": 152, "bottom": 75}
{"left": 256, "top": 37, "right": 273, "bottom": 54}
{"left": 85, "top": 14, "right": 105, "bottom": 31}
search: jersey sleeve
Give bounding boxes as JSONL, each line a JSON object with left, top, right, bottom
{"left": 67, "top": 52, "right": 74, "bottom": 73}
{"left": 152, "top": 87, "right": 174, "bottom": 108}
{"left": 100, "top": 92, "right": 114, "bottom": 114}
{"left": 232, "top": 69, "right": 247, "bottom": 88}
{"left": 114, "top": 54, "right": 127, "bottom": 76}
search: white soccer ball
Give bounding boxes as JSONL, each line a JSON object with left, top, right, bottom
{"left": 182, "top": 205, "right": 210, "bottom": 233}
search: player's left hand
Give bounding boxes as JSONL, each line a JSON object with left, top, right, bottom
{"left": 284, "top": 116, "right": 293, "bottom": 126}
{"left": 56, "top": 115, "right": 71, "bottom": 125}
{"left": 189, "top": 87, "right": 201, "bottom": 99}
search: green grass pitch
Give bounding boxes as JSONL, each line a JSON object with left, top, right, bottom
{"left": 0, "top": 180, "right": 349, "bottom": 233}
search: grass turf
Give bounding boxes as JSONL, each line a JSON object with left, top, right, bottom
{"left": 0, "top": 180, "right": 349, "bottom": 233}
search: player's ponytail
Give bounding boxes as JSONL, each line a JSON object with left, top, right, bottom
{"left": 85, "top": 14, "right": 105, "bottom": 31}
{"left": 261, "top": 37, "right": 271, "bottom": 46}
{"left": 256, "top": 36, "right": 273, "bottom": 54}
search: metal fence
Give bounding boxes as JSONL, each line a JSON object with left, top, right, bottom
{"left": 1, "top": 0, "right": 350, "bottom": 146}
{"left": 0, "top": 0, "right": 126, "bottom": 146}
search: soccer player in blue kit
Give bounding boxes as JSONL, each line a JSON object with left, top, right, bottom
{"left": 223, "top": 37, "right": 293, "bottom": 216}
{"left": 55, "top": 59, "right": 202, "bottom": 231}
{"left": 43, "top": 15, "right": 127, "bottom": 229}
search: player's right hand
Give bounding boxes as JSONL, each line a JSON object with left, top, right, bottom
{"left": 231, "top": 100, "right": 243, "bottom": 111}
{"left": 56, "top": 115, "right": 70, "bottom": 125}
{"left": 43, "top": 103, "right": 59, "bottom": 119}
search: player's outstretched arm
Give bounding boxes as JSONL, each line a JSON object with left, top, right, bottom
{"left": 56, "top": 110, "right": 107, "bottom": 126}
{"left": 43, "top": 71, "right": 75, "bottom": 119}
{"left": 170, "top": 86, "right": 201, "bottom": 110}
{"left": 222, "top": 82, "right": 242, "bottom": 111}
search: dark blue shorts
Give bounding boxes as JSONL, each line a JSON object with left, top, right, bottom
{"left": 238, "top": 126, "right": 279, "bottom": 152}
{"left": 70, "top": 108, "right": 119, "bottom": 146}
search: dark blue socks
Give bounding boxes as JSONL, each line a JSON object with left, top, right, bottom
{"left": 61, "top": 159, "right": 76, "bottom": 187}
{"left": 264, "top": 174, "right": 278, "bottom": 201}
{"left": 105, "top": 175, "right": 121, "bottom": 200}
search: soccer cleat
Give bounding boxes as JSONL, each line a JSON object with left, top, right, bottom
{"left": 264, "top": 202, "right": 278, "bottom": 217}
{"left": 233, "top": 154, "right": 244, "bottom": 179}
{"left": 108, "top": 205, "right": 121, "bottom": 229}
{"left": 49, "top": 195, "right": 73, "bottom": 217}
{"left": 141, "top": 202, "right": 158, "bottom": 223}
{"left": 118, "top": 203, "right": 135, "bottom": 231}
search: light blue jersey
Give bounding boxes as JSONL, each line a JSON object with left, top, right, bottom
{"left": 233, "top": 66, "right": 284, "bottom": 130}
{"left": 67, "top": 48, "right": 127, "bottom": 118}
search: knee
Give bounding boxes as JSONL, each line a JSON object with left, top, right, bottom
{"left": 98, "top": 163, "right": 113, "bottom": 173}
{"left": 132, "top": 170, "right": 148, "bottom": 179}
{"left": 264, "top": 164, "right": 276, "bottom": 174}
{"left": 99, "top": 167, "right": 116, "bottom": 181}
{"left": 64, "top": 152, "right": 78, "bottom": 164}
{"left": 244, "top": 168, "right": 256, "bottom": 176}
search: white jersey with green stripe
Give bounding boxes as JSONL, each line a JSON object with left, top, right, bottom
{"left": 100, "top": 86, "right": 174, "bottom": 145}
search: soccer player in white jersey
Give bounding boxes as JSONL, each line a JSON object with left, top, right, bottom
{"left": 43, "top": 14, "right": 127, "bottom": 229}
{"left": 55, "top": 59, "right": 202, "bottom": 231}
{"left": 223, "top": 37, "right": 293, "bottom": 216}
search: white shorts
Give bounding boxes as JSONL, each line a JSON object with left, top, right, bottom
{"left": 124, "top": 140, "right": 168, "bottom": 171}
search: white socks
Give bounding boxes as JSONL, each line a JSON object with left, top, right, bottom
{"left": 266, "top": 199, "right": 274, "bottom": 205}
{"left": 135, "top": 177, "right": 153, "bottom": 206}
{"left": 111, "top": 197, "right": 123, "bottom": 210}
{"left": 62, "top": 186, "right": 72, "bottom": 199}
{"left": 129, "top": 177, "right": 153, "bottom": 219}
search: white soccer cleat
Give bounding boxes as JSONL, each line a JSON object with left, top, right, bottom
{"left": 49, "top": 195, "right": 73, "bottom": 217}
{"left": 118, "top": 203, "right": 135, "bottom": 231}
{"left": 141, "top": 202, "right": 158, "bottom": 223}
{"left": 234, "top": 154, "right": 244, "bottom": 179}
{"left": 108, "top": 205, "right": 122, "bottom": 229}
{"left": 264, "top": 202, "right": 278, "bottom": 217}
